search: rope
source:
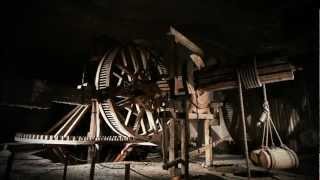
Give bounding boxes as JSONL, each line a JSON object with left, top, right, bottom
{"left": 238, "top": 59, "right": 262, "bottom": 89}
{"left": 265, "top": 114, "right": 269, "bottom": 147}
{"left": 261, "top": 119, "right": 266, "bottom": 147}
{"left": 236, "top": 70, "right": 251, "bottom": 180}
{"left": 269, "top": 118, "right": 284, "bottom": 146}
{"left": 99, "top": 164, "right": 160, "bottom": 180}
{"left": 259, "top": 84, "right": 284, "bottom": 148}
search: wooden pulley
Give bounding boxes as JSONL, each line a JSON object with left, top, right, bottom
{"left": 259, "top": 147, "right": 299, "bottom": 169}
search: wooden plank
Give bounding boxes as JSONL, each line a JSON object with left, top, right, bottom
{"left": 169, "top": 26, "right": 204, "bottom": 57}
{"left": 54, "top": 105, "right": 85, "bottom": 136}
{"left": 189, "top": 113, "right": 214, "bottom": 120}
{"left": 47, "top": 105, "right": 81, "bottom": 134}
{"left": 63, "top": 105, "right": 89, "bottom": 136}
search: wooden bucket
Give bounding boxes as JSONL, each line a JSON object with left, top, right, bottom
{"left": 259, "top": 147, "right": 299, "bottom": 169}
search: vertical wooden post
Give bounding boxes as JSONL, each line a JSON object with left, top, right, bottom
{"left": 181, "top": 102, "right": 189, "bottom": 179}
{"left": 161, "top": 106, "right": 168, "bottom": 164}
{"left": 169, "top": 118, "right": 177, "bottom": 176}
{"left": 89, "top": 145, "right": 96, "bottom": 180}
{"left": 63, "top": 152, "right": 69, "bottom": 180}
{"left": 88, "top": 99, "right": 100, "bottom": 161}
{"left": 204, "top": 119, "right": 212, "bottom": 167}
{"left": 4, "top": 150, "right": 15, "bottom": 180}
{"left": 124, "top": 163, "right": 130, "bottom": 180}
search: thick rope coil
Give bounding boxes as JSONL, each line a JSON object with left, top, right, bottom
{"left": 237, "top": 58, "right": 262, "bottom": 89}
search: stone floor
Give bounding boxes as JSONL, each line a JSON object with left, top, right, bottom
{"left": 0, "top": 150, "right": 315, "bottom": 180}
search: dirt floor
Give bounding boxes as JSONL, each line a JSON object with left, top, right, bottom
{"left": 0, "top": 150, "right": 316, "bottom": 180}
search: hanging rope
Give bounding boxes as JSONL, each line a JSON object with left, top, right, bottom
{"left": 236, "top": 70, "right": 251, "bottom": 180}
{"left": 259, "top": 84, "right": 284, "bottom": 148}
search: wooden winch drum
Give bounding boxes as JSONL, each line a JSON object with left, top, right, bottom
{"left": 259, "top": 147, "right": 299, "bottom": 169}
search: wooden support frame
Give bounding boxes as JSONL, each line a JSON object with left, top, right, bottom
{"left": 181, "top": 100, "right": 190, "bottom": 179}
{"left": 87, "top": 99, "right": 100, "bottom": 161}
{"left": 89, "top": 145, "right": 97, "bottom": 180}
{"left": 63, "top": 152, "right": 69, "bottom": 180}
{"left": 204, "top": 119, "right": 213, "bottom": 167}
{"left": 124, "top": 163, "right": 130, "bottom": 180}
{"left": 4, "top": 150, "right": 15, "bottom": 180}
{"left": 168, "top": 118, "right": 177, "bottom": 176}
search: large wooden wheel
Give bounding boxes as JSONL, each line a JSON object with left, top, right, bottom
{"left": 95, "top": 45, "right": 168, "bottom": 143}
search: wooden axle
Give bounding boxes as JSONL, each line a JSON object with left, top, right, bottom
{"left": 195, "top": 60, "right": 296, "bottom": 91}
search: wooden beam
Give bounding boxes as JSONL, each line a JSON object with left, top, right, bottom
{"left": 196, "top": 60, "right": 296, "bottom": 91}
{"left": 47, "top": 105, "right": 81, "bottom": 134}
{"left": 188, "top": 113, "right": 214, "bottom": 120}
{"left": 190, "top": 54, "right": 205, "bottom": 70}
{"left": 169, "top": 26, "right": 204, "bottom": 57}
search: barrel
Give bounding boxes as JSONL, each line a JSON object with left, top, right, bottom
{"left": 250, "top": 149, "right": 262, "bottom": 165}
{"left": 259, "top": 147, "right": 299, "bottom": 169}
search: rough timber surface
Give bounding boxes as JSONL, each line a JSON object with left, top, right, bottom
{"left": 0, "top": 152, "right": 312, "bottom": 180}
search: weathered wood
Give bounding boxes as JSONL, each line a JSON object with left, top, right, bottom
{"left": 163, "top": 158, "right": 183, "bottom": 170}
{"left": 169, "top": 26, "right": 204, "bottom": 57}
{"left": 189, "top": 144, "right": 213, "bottom": 159}
{"left": 181, "top": 102, "right": 189, "bottom": 179}
{"left": 188, "top": 113, "right": 214, "bottom": 120}
{"left": 125, "top": 163, "right": 130, "bottom": 180}
{"left": 47, "top": 105, "right": 81, "bottom": 134}
{"left": 4, "top": 151, "right": 15, "bottom": 180}
{"left": 113, "top": 144, "right": 133, "bottom": 162}
{"left": 161, "top": 112, "right": 168, "bottom": 163}
{"left": 54, "top": 105, "right": 87, "bottom": 136}
{"left": 88, "top": 100, "right": 100, "bottom": 161}
{"left": 204, "top": 119, "right": 213, "bottom": 167}
{"left": 190, "top": 54, "right": 205, "bottom": 69}
{"left": 89, "top": 145, "right": 96, "bottom": 180}
{"left": 63, "top": 105, "right": 89, "bottom": 137}
{"left": 196, "top": 60, "right": 295, "bottom": 91}
{"left": 169, "top": 119, "right": 177, "bottom": 176}
{"left": 63, "top": 152, "right": 69, "bottom": 180}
